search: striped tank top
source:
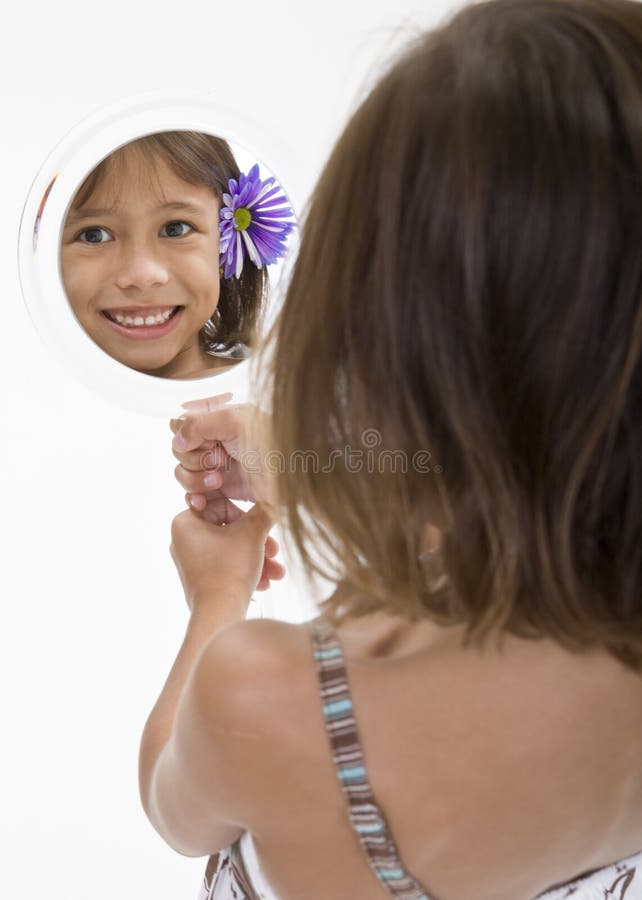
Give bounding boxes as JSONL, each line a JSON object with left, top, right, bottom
{"left": 198, "top": 617, "right": 642, "bottom": 900}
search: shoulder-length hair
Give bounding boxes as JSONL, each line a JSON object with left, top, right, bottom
{"left": 68, "top": 130, "right": 268, "bottom": 353}
{"left": 259, "top": 0, "right": 642, "bottom": 672}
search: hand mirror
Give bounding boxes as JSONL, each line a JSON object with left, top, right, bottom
{"left": 18, "top": 92, "right": 300, "bottom": 415}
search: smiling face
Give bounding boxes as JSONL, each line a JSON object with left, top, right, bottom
{"left": 60, "top": 145, "right": 227, "bottom": 379}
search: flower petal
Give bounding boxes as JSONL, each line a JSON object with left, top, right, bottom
{"left": 255, "top": 195, "right": 292, "bottom": 211}
{"left": 251, "top": 220, "right": 293, "bottom": 234}
{"left": 241, "top": 228, "right": 264, "bottom": 268}
{"left": 247, "top": 183, "right": 280, "bottom": 208}
{"left": 234, "top": 232, "right": 244, "bottom": 279}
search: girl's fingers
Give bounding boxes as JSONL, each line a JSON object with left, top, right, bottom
{"left": 175, "top": 463, "right": 223, "bottom": 494}
{"left": 261, "top": 556, "right": 286, "bottom": 582}
{"left": 264, "top": 535, "right": 280, "bottom": 558}
{"left": 175, "top": 461, "right": 256, "bottom": 504}
{"left": 185, "top": 492, "right": 207, "bottom": 511}
{"left": 170, "top": 405, "right": 266, "bottom": 504}
{"left": 266, "top": 559, "right": 286, "bottom": 580}
{"left": 175, "top": 498, "right": 284, "bottom": 588}
{"left": 172, "top": 443, "right": 229, "bottom": 473}
{"left": 171, "top": 405, "right": 245, "bottom": 454}
{"left": 198, "top": 493, "right": 247, "bottom": 526}
{"left": 255, "top": 559, "right": 287, "bottom": 591}
{"left": 184, "top": 494, "right": 280, "bottom": 559}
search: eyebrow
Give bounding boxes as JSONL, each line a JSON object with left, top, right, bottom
{"left": 64, "top": 201, "right": 210, "bottom": 225}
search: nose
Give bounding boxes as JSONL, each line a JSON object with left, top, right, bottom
{"left": 113, "top": 240, "right": 170, "bottom": 291}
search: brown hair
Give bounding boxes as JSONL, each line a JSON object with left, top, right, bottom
{"left": 260, "top": 0, "right": 642, "bottom": 672}
{"left": 69, "top": 130, "right": 268, "bottom": 352}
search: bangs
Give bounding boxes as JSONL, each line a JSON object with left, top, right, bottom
{"left": 70, "top": 142, "right": 168, "bottom": 213}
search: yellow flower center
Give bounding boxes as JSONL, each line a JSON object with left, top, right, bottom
{"left": 233, "top": 208, "right": 252, "bottom": 231}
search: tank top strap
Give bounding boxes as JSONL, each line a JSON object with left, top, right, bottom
{"left": 307, "top": 616, "right": 434, "bottom": 900}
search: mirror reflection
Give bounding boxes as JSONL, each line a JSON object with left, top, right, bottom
{"left": 59, "top": 131, "right": 295, "bottom": 380}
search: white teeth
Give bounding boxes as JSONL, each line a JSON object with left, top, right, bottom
{"left": 109, "top": 308, "right": 175, "bottom": 327}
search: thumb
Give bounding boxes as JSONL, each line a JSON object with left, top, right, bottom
{"left": 180, "top": 392, "right": 234, "bottom": 413}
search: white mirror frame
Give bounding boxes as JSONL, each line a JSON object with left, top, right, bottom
{"left": 18, "top": 90, "right": 301, "bottom": 416}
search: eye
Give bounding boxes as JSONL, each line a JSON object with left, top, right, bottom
{"left": 76, "top": 227, "right": 113, "bottom": 244}
{"left": 161, "top": 220, "right": 194, "bottom": 238}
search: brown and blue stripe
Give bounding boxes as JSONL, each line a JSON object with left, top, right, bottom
{"left": 308, "top": 617, "right": 433, "bottom": 900}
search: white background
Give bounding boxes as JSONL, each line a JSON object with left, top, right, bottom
{"left": 3, "top": 1, "right": 453, "bottom": 897}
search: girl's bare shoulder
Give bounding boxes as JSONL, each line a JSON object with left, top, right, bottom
{"left": 199, "top": 617, "right": 321, "bottom": 719}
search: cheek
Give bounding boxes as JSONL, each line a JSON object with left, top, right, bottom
{"left": 181, "top": 252, "right": 221, "bottom": 299}
{"left": 60, "top": 253, "right": 101, "bottom": 311}
{"left": 203, "top": 268, "right": 221, "bottom": 314}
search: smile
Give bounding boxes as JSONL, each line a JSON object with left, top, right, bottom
{"left": 103, "top": 305, "right": 179, "bottom": 326}
{"left": 101, "top": 305, "right": 184, "bottom": 340}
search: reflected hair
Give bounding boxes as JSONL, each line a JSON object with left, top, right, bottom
{"left": 70, "top": 130, "right": 268, "bottom": 353}
{"left": 259, "top": 0, "right": 642, "bottom": 671}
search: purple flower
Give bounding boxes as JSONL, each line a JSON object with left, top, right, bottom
{"left": 219, "top": 163, "right": 296, "bottom": 279}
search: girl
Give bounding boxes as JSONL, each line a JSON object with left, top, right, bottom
{"left": 141, "top": 1, "right": 642, "bottom": 898}
{"left": 60, "top": 131, "right": 269, "bottom": 380}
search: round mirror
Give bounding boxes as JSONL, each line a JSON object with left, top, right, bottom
{"left": 18, "top": 93, "right": 300, "bottom": 415}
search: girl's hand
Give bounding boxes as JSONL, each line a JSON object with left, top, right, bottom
{"left": 194, "top": 490, "right": 285, "bottom": 591}
{"left": 170, "top": 394, "right": 273, "bottom": 513}
{"left": 170, "top": 500, "right": 285, "bottom": 618}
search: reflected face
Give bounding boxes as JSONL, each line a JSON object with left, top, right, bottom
{"left": 60, "top": 149, "right": 223, "bottom": 379}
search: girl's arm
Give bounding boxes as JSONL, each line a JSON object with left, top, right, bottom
{"left": 139, "top": 500, "right": 283, "bottom": 854}
{"left": 139, "top": 605, "right": 247, "bottom": 855}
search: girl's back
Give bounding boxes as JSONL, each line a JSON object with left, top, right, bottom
{"left": 220, "top": 613, "right": 642, "bottom": 900}
{"left": 253, "top": 4, "right": 642, "bottom": 891}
